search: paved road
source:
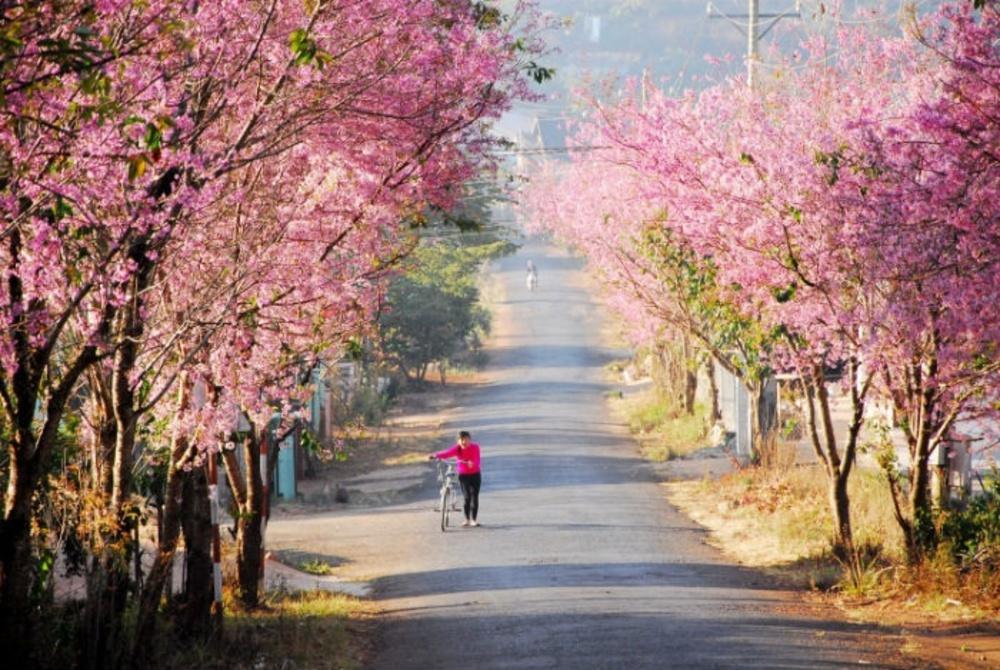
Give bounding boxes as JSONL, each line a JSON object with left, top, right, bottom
{"left": 269, "top": 242, "right": 919, "bottom": 670}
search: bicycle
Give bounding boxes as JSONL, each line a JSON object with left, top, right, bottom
{"left": 434, "top": 459, "right": 463, "bottom": 531}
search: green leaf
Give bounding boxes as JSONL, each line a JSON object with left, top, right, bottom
{"left": 290, "top": 28, "right": 308, "bottom": 51}
{"left": 53, "top": 196, "right": 73, "bottom": 221}
{"left": 525, "top": 61, "right": 554, "bottom": 84}
{"left": 144, "top": 122, "right": 162, "bottom": 150}
{"left": 289, "top": 27, "right": 318, "bottom": 66}
{"left": 473, "top": 3, "right": 505, "bottom": 29}
{"left": 0, "top": 31, "right": 24, "bottom": 50}
{"left": 344, "top": 338, "right": 365, "bottom": 361}
{"left": 771, "top": 282, "right": 797, "bottom": 304}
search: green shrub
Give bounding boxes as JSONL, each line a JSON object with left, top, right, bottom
{"left": 629, "top": 399, "right": 670, "bottom": 433}
{"left": 940, "top": 471, "right": 1000, "bottom": 565}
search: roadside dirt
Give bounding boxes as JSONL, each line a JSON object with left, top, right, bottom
{"left": 598, "top": 317, "right": 1000, "bottom": 669}
{"left": 660, "top": 476, "right": 1000, "bottom": 669}
{"left": 274, "top": 373, "right": 487, "bottom": 514}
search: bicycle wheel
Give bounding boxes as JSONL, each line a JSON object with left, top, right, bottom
{"left": 440, "top": 487, "right": 450, "bottom": 532}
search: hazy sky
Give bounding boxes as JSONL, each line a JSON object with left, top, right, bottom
{"left": 507, "top": 0, "right": 931, "bottom": 121}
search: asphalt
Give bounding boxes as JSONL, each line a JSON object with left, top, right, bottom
{"left": 267, "top": 242, "right": 922, "bottom": 670}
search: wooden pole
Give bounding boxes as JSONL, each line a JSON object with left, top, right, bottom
{"left": 260, "top": 433, "right": 270, "bottom": 594}
{"left": 208, "top": 454, "right": 223, "bottom": 630}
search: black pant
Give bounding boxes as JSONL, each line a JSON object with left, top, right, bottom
{"left": 458, "top": 473, "right": 482, "bottom": 520}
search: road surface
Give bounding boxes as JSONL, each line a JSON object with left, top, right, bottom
{"left": 268, "top": 242, "right": 920, "bottom": 670}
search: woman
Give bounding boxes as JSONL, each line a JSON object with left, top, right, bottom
{"left": 429, "top": 430, "right": 482, "bottom": 527}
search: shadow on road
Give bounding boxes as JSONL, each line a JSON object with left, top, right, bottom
{"left": 376, "top": 609, "right": 916, "bottom": 669}
{"left": 487, "top": 343, "right": 621, "bottom": 368}
{"left": 371, "top": 561, "right": 797, "bottom": 599}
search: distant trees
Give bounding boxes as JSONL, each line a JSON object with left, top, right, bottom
{"left": 380, "top": 240, "right": 512, "bottom": 384}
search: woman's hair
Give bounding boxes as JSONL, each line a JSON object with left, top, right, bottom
{"left": 458, "top": 430, "right": 471, "bottom": 440}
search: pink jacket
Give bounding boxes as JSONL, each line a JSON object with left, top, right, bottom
{"left": 434, "top": 443, "right": 481, "bottom": 475}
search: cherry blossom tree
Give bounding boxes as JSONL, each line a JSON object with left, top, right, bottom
{"left": 852, "top": 1, "right": 1000, "bottom": 559}
{"left": 525, "top": 3, "right": 1000, "bottom": 560}
{"left": 1, "top": 0, "right": 545, "bottom": 662}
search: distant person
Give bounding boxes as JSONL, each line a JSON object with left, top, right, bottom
{"left": 526, "top": 260, "right": 538, "bottom": 291}
{"left": 429, "top": 431, "right": 482, "bottom": 526}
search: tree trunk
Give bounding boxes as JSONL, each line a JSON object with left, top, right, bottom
{"left": 829, "top": 470, "right": 854, "bottom": 550}
{"left": 177, "top": 465, "right": 213, "bottom": 639}
{"left": 79, "top": 397, "right": 120, "bottom": 669}
{"left": 906, "top": 444, "right": 932, "bottom": 561}
{"left": 235, "top": 514, "right": 264, "bottom": 609}
{"left": 684, "top": 368, "right": 697, "bottom": 416}
{"left": 0, "top": 228, "right": 37, "bottom": 665}
{"left": 81, "top": 285, "right": 144, "bottom": 670}
{"left": 748, "top": 382, "right": 767, "bottom": 465}
{"left": 884, "top": 359, "right": 939, "bottom": 564}
{"left": 654, "top": 342, "right": 684, "bottom": 415}
{"left": 706, "top": 358, "right": 721, "bottom": 422}
{"left": 682, "top": 336, "right": 697, "bottom": 415}
{"left": 234, "top": 434, "right": 265, "bottom": 609}
{"left": 132, "top": 376, "right": 192, "bottom": 660}
{"left": 0, "top": 463, "right": 37, "bottom": 666}
{"left": 802, "top": 361, "right": 866, "bottom": 553}
{"left": 1, "top": 366, "right": 96, "bottom": 662}
{"left": 132, "top": 459, "right": 183, "bottom": 656}
{"left": 80, "top": 548, "right": 131, "bottom": 670}
{"left": 87, "top": 369, "right": 116, "bottom": 495}
{"left": 750, "top": 378, "right": 781, "bottom": 467}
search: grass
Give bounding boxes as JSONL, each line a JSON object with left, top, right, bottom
{"left": 883, "top": 548, "right": 1000, "bottom": 622}
{"left": 382, "top": 451, "right": 431, "bottom": 466}
{"left": 33, "top": 589, "right": 374, "bottom": 670}
{"left": 162, "top": 590, "right": 374, "bottom": 670}
{"left": 270, "top": 549, "right": 346, "bottom": 575}
{"left": 611, "top": 387, "right": 710, "bottom": 461}
{"left": 300, "top": 559, "right": 336, "bottom": 576}
{"left": 665, "top": 466, "right": 905, "bottom": 572}
{"left": 666, "top": 470, "right": 832, "bottom": 572}
{"left": 664, "top": 464, "right": 1000, "bottom": 624}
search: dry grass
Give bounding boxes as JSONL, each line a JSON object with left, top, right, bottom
{"left": 880, "top": 550, "right": 1000, "bottom": 622}
{"left": 611, "top": 387, "right": 710, "bottom": 461}
{"left": 666, "top": 464, "right": 905, "bottom": 564}
{"left": 665, "top": 471, "right": 832, "bottom": 574}
{"left": 159, "top": 590, "right": 375, "bottom": 670}
{"left": 34, "top": 589, "right": 375, "bottom": 670}
{"left": 381, "top": 451, "right": 430, "bottom": 466}
{"left": 664, "top": 464, "right": 1000, "bottom": 626}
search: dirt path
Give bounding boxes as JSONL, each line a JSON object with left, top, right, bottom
{"left": 267, "top": 241, "right": 926, "bottom": 669}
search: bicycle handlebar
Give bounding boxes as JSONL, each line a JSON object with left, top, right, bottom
{"left": 434, "top": 458, "right": 471, "bottom": 469}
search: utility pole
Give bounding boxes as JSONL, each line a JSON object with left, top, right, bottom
{"left": 747, "top": 0, "right": 760, "bottom": 88}
{"left": 708, "top": 1, "right": 801, "bottom": 88}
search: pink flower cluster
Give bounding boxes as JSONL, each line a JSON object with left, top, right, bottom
{"left": 1, "top": 1, "right": 542, "bottom": 452}
{"left": 525, "top": 2, "right": 1000, "bottom": 447}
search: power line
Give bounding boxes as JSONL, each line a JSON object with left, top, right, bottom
{"left": 495, "top": 145, "right": 611, "bottom": 156}
{"left": 708, "top": 1, "right": 802, "bottom": 88}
